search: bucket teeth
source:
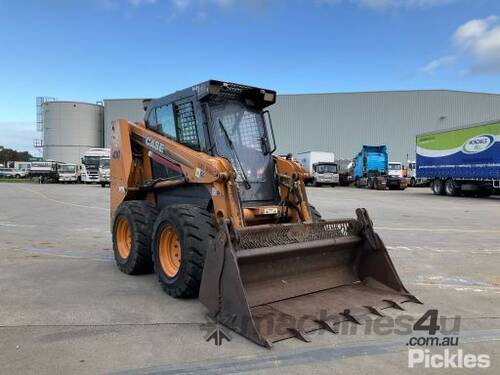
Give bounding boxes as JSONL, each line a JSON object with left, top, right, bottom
{"left": 287, "top": 328, "right": 312, "bottom": 343}
{"left": 364, "top": 305, "right": 384, "bottom": 317}
{"left": 340, "top": 309, "right": 362, "bottom": 325}
{"left": 315, "top": 319, "right": 338, "bottom": 334}
{"left": 383, "top": 299, "right": 405, "bottom": 311}
{"left": 405, "top": 294, "right": 423, "bottom": 305}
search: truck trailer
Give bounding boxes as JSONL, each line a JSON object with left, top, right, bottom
{"left": 353, "top": 145, "right": 407, "bottom": 190}
{"left": 417, "top": 121, "right": 500, "bottom": 197}
{"left": 296, "top": 151, "right": 339, "bottom": 187}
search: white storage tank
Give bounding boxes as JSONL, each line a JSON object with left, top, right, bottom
{"left": 42, "top": 101, "right": 103, "bottom": 164}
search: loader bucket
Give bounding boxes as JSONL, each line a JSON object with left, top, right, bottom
{"left": 199, "top": 208, "right": 421, "bottom": 347}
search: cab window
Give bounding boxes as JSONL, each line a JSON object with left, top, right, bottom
{"left": 155, "top": 104, "right": 177, "bottom": 140}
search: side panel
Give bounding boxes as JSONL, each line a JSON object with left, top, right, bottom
{"left": 416, "top": 122, "right": 500, "bottom": 180}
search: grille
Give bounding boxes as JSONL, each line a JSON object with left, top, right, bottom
{"left": 237, "top": 220, "right": 361, "bottom": 250}
{"left": 176, "top": 102, "right": 199, "bottom": 148}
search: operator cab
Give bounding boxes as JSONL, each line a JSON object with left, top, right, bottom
{"left": 144, "top": 80, "right": 279, "bottom": 208}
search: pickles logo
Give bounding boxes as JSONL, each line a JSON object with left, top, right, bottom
{"left": 462, "top": 134, "right": 494, "bottom": 154}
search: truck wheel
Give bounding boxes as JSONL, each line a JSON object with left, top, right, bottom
{"left": 112, "top": 201, "right": 158, "bottom": 275}
{"left": 374, "top": 178, "right": 380, "bottom": 190}
{"left": 410, "top": 177, "right": 416, "bottom": 187}
{"left": 431, "top": 179, "right": 445, "bottom": 195}
{"left": 368, "top": 178, "right": 374, "bottom": 189}
{"left": 152, "top": 205, "right": 215, "bottom": 298}
{"left": 309, "top": 204, "right": 322, "bottom": 222}
{"left": 444, "top": 179, "right": 459, "bottom": 196}
{"left": 101, "top": 182, "right": 106, "bottom": 188}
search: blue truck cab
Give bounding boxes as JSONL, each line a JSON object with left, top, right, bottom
{"left": 353, "top": 145, "right": 388, "bottom": 179}
{"left": 353, "top": 145, "right": 407, "bottom": 190}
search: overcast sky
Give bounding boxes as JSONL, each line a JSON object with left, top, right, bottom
{"left": 1, "top": 0, "right": 500, "bottom": 153}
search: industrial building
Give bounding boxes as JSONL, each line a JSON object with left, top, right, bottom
{"left": 39, "top": 88, "right": 500, "bottom": 164}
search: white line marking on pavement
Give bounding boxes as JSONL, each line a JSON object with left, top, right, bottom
{"left": 377, "top": 226, "right": 500, "bottom": 234}
{"left": 17, "top": 186, "right": 107, "bottom": 211}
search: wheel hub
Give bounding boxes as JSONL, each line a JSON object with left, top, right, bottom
{"left": 116, "top": 217, "right": 132, "bottom": 259}
{"left": 159, "top": 226, "right": 181, "bottom": 278}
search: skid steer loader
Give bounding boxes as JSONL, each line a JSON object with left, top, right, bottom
{"left": 110, "top": 80, "right": 421, "bottom": 347}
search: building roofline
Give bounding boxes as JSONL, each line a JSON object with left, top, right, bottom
{"left": 44, "top": 100, "right": 103, "bottom": 107}
{"left": 102, "top": 89, "right": 500, "bottom": 102}
{"left": 103, "top": 98, "right": 149, "bottom": 101}
{"left": 278, "top": 89, "right": 500, "bottom": 97}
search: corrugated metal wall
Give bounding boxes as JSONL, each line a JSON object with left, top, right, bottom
{"left": 101, "top": 90, "right": 500, "bottom": 163}
{"left": 103, "top": 99, "right": 146, "bottom": 147}
{"left": 269, "top": 91, "right": 500, "bottom": 162}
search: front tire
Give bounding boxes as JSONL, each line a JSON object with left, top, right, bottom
{"left": 112, "top": 201, "right": 158, "bottom": 275}
{"left": 152, "top": 205, "right": 215, "bottom": 298}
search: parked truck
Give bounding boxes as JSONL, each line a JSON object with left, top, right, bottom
{"left": 417, "top": 120, "right": 500, "bottom": 197}
{"left": 296, "top": 151, "right": 339, "bottom": 187}
{"left": 29, "top": 160, "right": 62, "bottom": 182}
{"left": 353, "top": 145, "right": 407, "bottom": 190}
{"left": 81, "top": 148, "right": 110, "bottom": 183}
{"left": 406, "top": 160, "right": 429, "bottom": 187}
{"left": 99, "top": 157, "right": 110, "bottom": 187}
{"left": 58, "top": 163, "right": 80, "bottom": 183}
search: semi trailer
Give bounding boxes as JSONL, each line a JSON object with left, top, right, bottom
{"left": 353, "top": 145, "right": 407, "bottom": 190}
{"left": 417, "top": 120, "right": 500, "bottom": 197}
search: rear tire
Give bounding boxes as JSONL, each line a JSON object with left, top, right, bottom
{"left": 445, "top": 179, "right": 459, "bottom": 196}
{"left": 431, "top": 179, "right": 445, "bottom": 195}
{"left": 152, "top": 205, "right": 216, "bottom": 298}
{"left": 112, "top": 201, "right": 158, "bottom": 275}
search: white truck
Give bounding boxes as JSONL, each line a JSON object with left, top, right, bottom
{"left": 81, "top": 148, "right": 110, "bottom": 184}
{"left": 388, "top": 162, "right": 404, "bottom": 178}
{"left": 406, "top": 160, "right": 429, "bottom": 187}
{"left": 58, "top": 163, "right": 80, "bottom": 183}
{"left": 296, "top": 151, "right": 339, "bottom": 187}
{"left": 99, "top": 157, "right": 110, "bottom": 187}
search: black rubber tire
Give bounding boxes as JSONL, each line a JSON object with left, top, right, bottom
{"left": 152, "top": 205, "right": 216, "bottom": 298}
{"left": 410, "top": 177, "right": 416, "bottom": 187}
{"left": 368, "top": 178, "right": 374, "bottom": 189}
{"left": 444, "top": 179, "right": 459, "bottom": 196}
{"left": 101, "top": 182, "right": 106, "bottom": 188}
{"left": 431, "top": 179, "right": 445, "bottom": 195}
{"left": 309, "top": 204, "right": 322, "bottom": 222}
{"left": 112, "top": 201, "right": 158, "bottom": 275}
{"left": 374, "top": 178, "right": 380, "bottom": 190}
